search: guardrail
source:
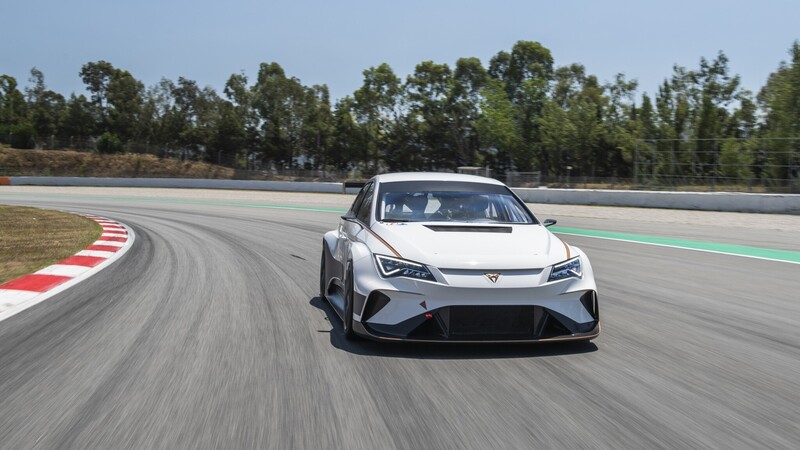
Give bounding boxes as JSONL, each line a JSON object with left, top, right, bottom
{"left": 3, "top": 176, "right": 799, "bottom": 214}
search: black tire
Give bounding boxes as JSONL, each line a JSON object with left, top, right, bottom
{"left": 343, "top": 261, "right": 356, "bottom": 340}
{"left": 319, "top": 248, "right": 326, "bottom": 299}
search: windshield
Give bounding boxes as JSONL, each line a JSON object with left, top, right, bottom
{"left": 377, "top": 181, "right": 535, "bottom": 224}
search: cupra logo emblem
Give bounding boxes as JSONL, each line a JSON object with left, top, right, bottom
{"left": 485, "top": 273, "right": 501, "bottom": 283}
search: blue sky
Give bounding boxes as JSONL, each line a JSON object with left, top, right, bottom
{"left": 2, "top": 0, "right": 798, "bottom": 102}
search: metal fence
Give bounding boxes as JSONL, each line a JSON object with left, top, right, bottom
{"left": 3, "top": 134, "right": 799, "bottom": 192}
{"left": 632, "top": 138, "right": 800, "bottom": 193}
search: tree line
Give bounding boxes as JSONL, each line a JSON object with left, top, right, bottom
{"left": 1, "top": 40, "right": 799, "bottom": 181}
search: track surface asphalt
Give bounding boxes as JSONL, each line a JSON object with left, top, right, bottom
{"left": 1, "top": 188, "right": 799, "bottom": 449}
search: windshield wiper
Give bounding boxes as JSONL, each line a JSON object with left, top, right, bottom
{"left": 380, "top": 218, "right": 412, "bottom": 222}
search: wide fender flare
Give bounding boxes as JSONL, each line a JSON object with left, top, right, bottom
{"left": 349, "top": 239, "right": 373, "bottom": 264}
{"left": 323, "top": 230, "right": 338, "bottom": 253}
{"left": 349, "top": 239, "right": 380, "bottom": 304}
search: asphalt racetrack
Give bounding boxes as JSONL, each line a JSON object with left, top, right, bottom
{"left": 1, "top": 187, "right": 799, "bottom": 449}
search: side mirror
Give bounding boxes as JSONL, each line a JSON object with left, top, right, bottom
{"left": 543, "top": 218, "right": 557, "bottom": 227}
{"left": 341, "top": 214, "right": 355, "bottom": 221}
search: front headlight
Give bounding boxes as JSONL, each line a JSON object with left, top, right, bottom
{"left": 548, "top": 256, "right": 582, "bottom": 282}
{"left": 375, "top": 255, "right": 436, "bottom": 282}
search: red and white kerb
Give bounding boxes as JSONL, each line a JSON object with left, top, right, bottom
{"left": 0, "top": 215, "right": 133, "bottom": 321}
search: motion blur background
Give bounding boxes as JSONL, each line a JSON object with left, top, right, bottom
{"left": 2, "top": 0, "right": 799, "bottom": 191}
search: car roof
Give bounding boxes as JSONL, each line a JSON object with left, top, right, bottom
{"left": 372, "top": 172, "right": 506, "bottom": 186}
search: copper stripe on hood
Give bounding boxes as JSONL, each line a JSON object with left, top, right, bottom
{"left": 558, "top": 237, "right": 571, "bottom": 259}
{"left": 366, "top": 227, "right": 402, "bottom": 258}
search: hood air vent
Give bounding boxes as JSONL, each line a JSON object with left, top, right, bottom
{"left": 424, "top": 225, "right": 512, "bottom": 233}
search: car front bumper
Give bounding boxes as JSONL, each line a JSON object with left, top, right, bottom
{"left": 353, "top": 302, "right": 600, "bottom": 343}
{"left": 350, "top": 254, "right": 600, "bottom": 342}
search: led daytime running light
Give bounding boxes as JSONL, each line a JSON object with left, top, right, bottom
{"left": 375, "top": 255, "right": 436, "bottom": 281}
{"left": 548, "top": 256, "right": 582, "bottom": 282}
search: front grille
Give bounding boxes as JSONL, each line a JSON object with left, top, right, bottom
{"left": 365, "top": 304, "right": 598, "bottom": 341}
{"left": 447, "top": 305, "right": 535, "bottom": 337}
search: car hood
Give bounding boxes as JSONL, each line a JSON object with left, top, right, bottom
{"left": 370, "top": 222, "right": 569, "bottom": 270}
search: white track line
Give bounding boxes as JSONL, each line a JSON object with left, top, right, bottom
{"left": 555, "top": 231, "right": 800, "bottom": 266}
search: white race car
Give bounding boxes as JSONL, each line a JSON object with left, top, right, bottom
{"left": 320, "top": 173, "right": 600, "bottom": 342}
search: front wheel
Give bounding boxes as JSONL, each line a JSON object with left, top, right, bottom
{"left": 343, "top": 262, "right": 356, "bottom": 340}
{"left": 319, "top": 248, "right": 326, "bottom": 299}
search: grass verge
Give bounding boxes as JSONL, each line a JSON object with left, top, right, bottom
{"left": 0, "top": 206, "right": 102, "bottom": 284}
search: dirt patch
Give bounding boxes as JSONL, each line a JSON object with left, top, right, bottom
{"left": 0, "top": 148, "right": 235, "bottom": 179}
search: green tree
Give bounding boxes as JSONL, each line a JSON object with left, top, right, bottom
{"left": 353, "top": 63, "right": 402, "bottom": 173}
{"left": 652, "top": 54, "right": 743, "bottom": 178}
{"left": 8, "top": 124, "right": 35, "bottom": 149}
{"left": 137, "top": 79, "right": 174, "bottom": 155}
{"left": 638, "top": 94, "right": 657, "bottom": 141}
{"left": 506, "top": 41, "right": 554, "bottom": 99}
{"left": 488, "top": 51, "right": 511, "bottom": 83}
{"left": 224, "top": 72, "right": 259, "bottom": 163}
{"left": 538, "top": 99, "right": 574, "bottom": 178}
{"left": 329, "top": 97, "right": 364, "bottom": 170}
{"left": 601, "top": 73, "right": 639, "bottom": 177}
{"left": 79, "top": 60, "right": 117, "bottom": 130}
{"left": 546, "top": 64, "right": 607, "bottom": 177}
{"left": 565, "top": 78, "right": 605, "bottom": 177}
{"left": 160, "top": 77, "right": 194, "bottom": 157}
{"left": 301, "top": 85, "right": 334, "bottom": 169}
{"left": 727, "top": 90, "right": 757, "bottom": 138}
{"left": 476, "top": 79, "right": 522, "bottom": 172}
{"left": 212, "top": 99, "right": 246, "bottom": 165}
{"left": 169, "top": 78, "right": 221, "bottom": 160}
{"left": 251, "top": 62, "right": 308, "bottom": 167}
{"left": 719, "top": 138, "right": 754, "bottom": 182}
{"left": 106, "top": 69, "right": 144, "bottom": 142}
{"left": 486, "top": 41, "right": 554, "bottom": 172}
{"left": 449, "top": 57, "right": 488, "bottom": 167}
{"left": 511, "top": 42, "right": 554, "bottom": 171}
{"left": 145, "top": 78, "right": 180, "bottom": 155}
{"left": 760, "top": 41, "right": 800, "bottom": 138}
{"left": 59, "top": 94, "right": 95, "bottom": 146}
{"left": 25, "top": 68, "right": 66, "bottom": 145}
{"left": 406, "top": 61, "right": 454, "bottom": 169}
{"left": 692, "top": 53, "right": 741, "bottom": 172}
{"left": 654, "top": 70, "right": 692, "bottom": 176}
{"left": 758, "top": 41, "right": 800, "bottom": 180}
{"left": 0, "top": 75, "right": 28, "bottom": 129}
{"left": 96, "top": 131, "right": 123, "bottom": 153}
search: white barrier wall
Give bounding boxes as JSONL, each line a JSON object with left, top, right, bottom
{"left": 10, "top": 176, "right": 345, "bottom": 193}
{"left": 512, "top": 188, "right": 800, "bottom": 214}
{"left": 6, "top": 177, "right": 800, "bottom": 214}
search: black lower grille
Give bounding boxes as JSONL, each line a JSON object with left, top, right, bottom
{"left": 447, "top": 306, "right": 535, "bottom": 337}
{"left": 364, "top": 303, "right": 598, "bottom": 341}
